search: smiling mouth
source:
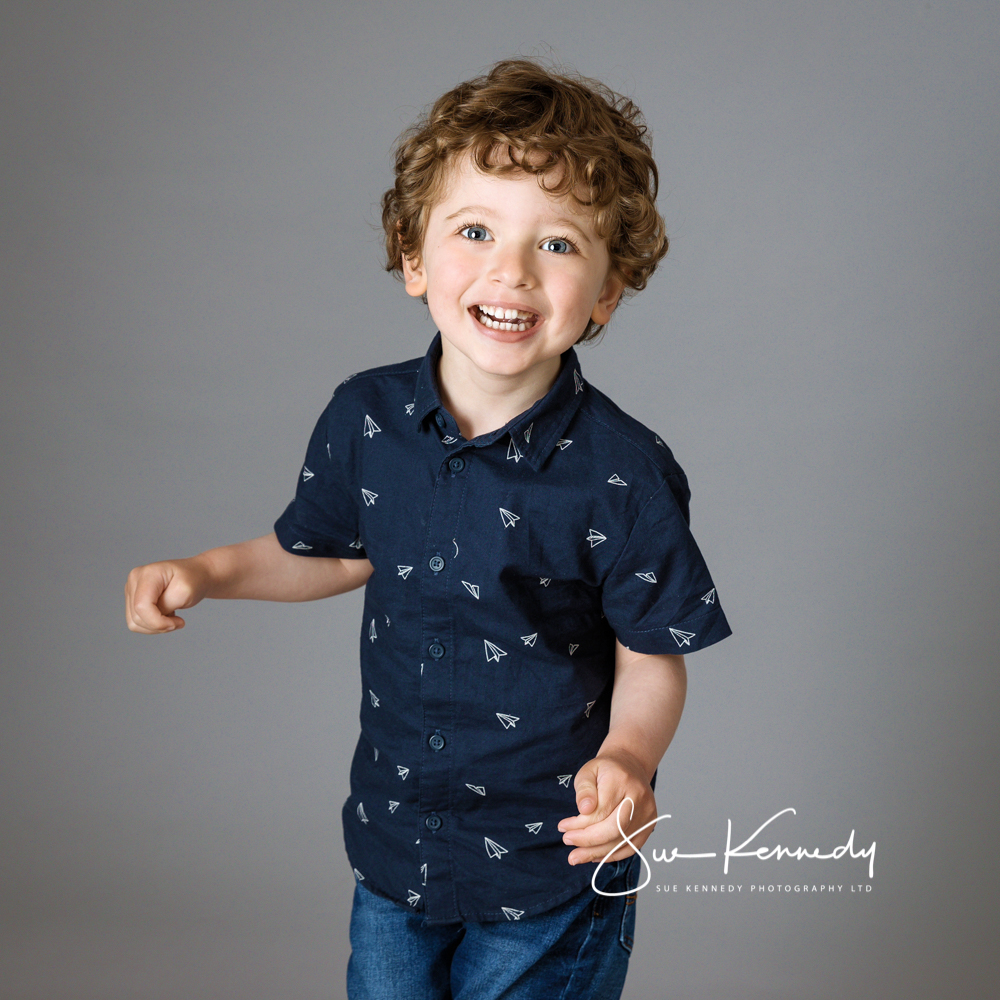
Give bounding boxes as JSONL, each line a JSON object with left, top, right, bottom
{"left": 471, "top": 304, "right": 540, "bottom": 332}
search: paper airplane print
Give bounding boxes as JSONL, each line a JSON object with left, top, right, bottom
{"left": 397, "top": 766, "right": 410, "bottom": 780}
{"left": 301, "top": 466, "right": 314, "bottom": 482}
{"left": 521, "top": 633, "right": 538, "bottom": 646}
{"left": 363, "top": 414, "right": 381, "bottom": 438}
{"left": 700, "top": 588, "right": 716, "bottom": 605}
{"left": 466, "top": 784, "right": 486, "bottom": 796}
{"left": 361, "top": 488, "right": 378, "bottom": 506}
{"left": 420, "top": 863, "right": 427, "bottom": 885}
{"left": 484, "top": 640, "right": 507, "bottom": 662}
{"left": 484, "top": 837, "right": 508, "bottom": 860}
{"left": 574, "top": 370, "right": 584, "bottom": 394}
{"left": 357, "top": 802, "right": 369, "bottom": 824}
{"left": 586, "top": 529, "right": 607, "bottom": 548}
{"left": 556, "top": 438, "right": 572, "bottom": 450}
{"left": 292, "top": 541, "right": 312, "bottom": 550}
{"left": 669, "top": 627, "right": 696, "bottom": 648}
{"left": 502, "top": 907, "right": 525, "bottom": 920}
{"left": 369, "top": 619, "right": 377, "bottom": 642}
{"left": 397, "top": 565, "right": 413, "bottom": 579}
{"left": 462, "top": 581, "right": 480, "bottom": 599}
{"left": 349, "top": 536, "right": 364, "bottom": 549}
{"left": 523, "top": 422, "right": 533, "bottom": 443}
{"left": 507, "top": 436, "right": 523, "bottom": 462}
{"left": 442, "top": 435, "right": 458, "bottom": 444}
{"left": 568, "top": 643, "right": 579, "bottom": 656}
{"left": 539, "top": 577, "right": 551, "bottom": 587}
{"left": 353, "top": 868, "right": 364, "bottom": 881}
{"left": 584, "top": 700, "right": 596, "bottom": 718}
{"left": 499, "top": 508, "right": 520, "bottom": 528}
{"left": 525, "top": 822, "right": 543, "bottom": 835}
{"left": 607, "top": 474, "right": 627, "bottom": 486}
{"left": 374, "top": 747, "right": 378, "bottom": 761}
{"left": 654, "top": 435, "right": 665, "bottom": 447}
{"left": 635, "top": 571, "right": 657, "bottom": 583}
{"left": 388, "top": 800, "right": 399, "bottom": 813}
{"left": 369, "top": 690, "right": 379, "bottom": 708}
{"left": 496, "top": 713, "right": 519, "bottom": 729}
{"left": 407, "top": 890, "right": 421, "bottom": 907}
{"left": 405, "top": 402, "right": 415, "bottom": 416}
{"left": 557, "top": 774, "right": 573, "bottom": 788}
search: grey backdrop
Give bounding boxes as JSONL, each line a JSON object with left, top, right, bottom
{"left": 3, "top": 2, "right": 998, "bottom": 998}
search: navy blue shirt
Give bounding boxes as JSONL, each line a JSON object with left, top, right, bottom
{"left": 274, "top": 334, "right": 731, "bottom": 924}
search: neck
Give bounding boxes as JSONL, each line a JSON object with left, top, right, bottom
{"left": 437, "top": 347, "right": 561, "bottom": 441}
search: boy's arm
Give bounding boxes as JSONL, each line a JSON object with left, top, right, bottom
{"left": 557, "top": 641, "right": 687, "bottom": 864}
{"left": 125, "top": 532, "right": 373, "bottom": 634}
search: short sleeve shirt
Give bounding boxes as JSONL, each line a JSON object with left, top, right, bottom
{"left": 274, "top": 334, "right": 731, "bottom": 924}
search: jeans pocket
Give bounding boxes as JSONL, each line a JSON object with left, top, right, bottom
{"left": 618, "top": 855, "right": 639, "bottom": 954}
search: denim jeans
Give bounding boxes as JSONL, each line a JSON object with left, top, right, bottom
{"left": 346, "top": 855, "right": 640, "bottom": 1000}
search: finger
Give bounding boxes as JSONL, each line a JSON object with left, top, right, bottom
{"left": 572, "top": 762, "right": 599, "bottom": 815}
{"left": 128, "top": 570, "right": 182, "bottom": 633}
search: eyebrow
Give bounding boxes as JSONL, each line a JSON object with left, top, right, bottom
{"left": 444, "top": 205, "right": 594, "bottom": 245}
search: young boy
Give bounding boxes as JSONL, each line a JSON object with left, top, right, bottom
{"left": 126, "top": 60, "right": 730, "bottom": 999}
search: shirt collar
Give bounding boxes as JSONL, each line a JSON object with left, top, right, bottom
{"left": 412, "top": 332, "right": 587, "bottom": 471}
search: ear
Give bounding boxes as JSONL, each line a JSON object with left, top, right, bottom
{"left": 402, "top": 251, "right": 427, "bottom": 299}
{"left": 591, "top": 272, "right": 625, "bottom": 325}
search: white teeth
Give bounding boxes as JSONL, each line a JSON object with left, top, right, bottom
{"left": 478, "top": 304, "right": 534, "bottom": 322}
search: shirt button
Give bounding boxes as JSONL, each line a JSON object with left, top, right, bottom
{"left": 435, "top": 413, "right": 446, "bottom": 429}
{"left": 425, "top": 813, "right": 443, "bottom": 831}
{"left": 428, "top": 555, "right": 445, "bottom": 573}
{"left": 448, "top": 456, "right": 465, "bottom": 473}
{"left": 428, "top": 640, "right": 445, "bottom": 659}
{"left": 428, "top": 731, "right": 446, "bottom": 751}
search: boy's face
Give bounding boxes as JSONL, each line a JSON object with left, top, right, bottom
{"left": 402, "top": 155, "right": 624, "bottom": 392}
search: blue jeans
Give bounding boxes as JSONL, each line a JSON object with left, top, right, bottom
{"left": 346, "top": 856, "right": 640, "bottom": 1000}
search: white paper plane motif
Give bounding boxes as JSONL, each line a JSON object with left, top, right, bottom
{"left": 635, "top": 571, "right": 657, "bottom": 583}
{"left": 369, "top": 619, "right": 377, "bottom": 642}
{"left": 420, "top": 863, "right": 427, "bottom": 885}
{"left": 586, "top": 529, "right": 607, "bottom": 548}
{"left": 484, "top": 837, "right": 508, "bottom": 860}
{"left": 462, "top": 581, "right": 480, "bottom": 599}
{"left": 369, "top": 690, "right": 379, "bottom": 708}
{"left": 525, "top": 822, "right": 543, "bottom": 835}
{"left": 385, "top": 615, "right": 390, "bottom": 625}
{"left": 353, "top": 868, "right": 364, "bottom": 881}
{"left": 574, "top": 369, "right": 584, "bottom": 394}
{"left": 301, "top": 466, "right": 314, "bottom": 482}
{"left": 654, "top": 435, "right": 665, "bottom": 447}
{"left": 374, "top": 747, "right": 378, "bottom": 761}
{"left": 568, "top": 643, "right": 579, "bottom": 656}
{"left": 349, "top": 536, "right": 364, "bottom": 549}
{"left": 539, "top": 578, "right": 551, "bottom": 587}
{"left": 466, "top": 784, "right": 486, "bottom": 796}
{"left": 357, "top": 803, "right": 368, "bottom": 824}
{"left": 397, "top": 565, "right": 413, "bottom": 579}
{"left": 442, "top": 435, "right": 458, "bottom": 444}
{"left": 502, "top": 907, "right": 525, "bottom": 920}
{"left": 484, "top": 640, "right": 507, "bottom": 662}
{"left": 292, "top": 541, "right": 312, "bottom": 550}
{"left": 388, "top": 800, "right": 399, "bottom": 813}
{"left": 326, "top": 442, "right": 331, "bottom": 459}
{"left": 499, "top": 508, "right": 520, "bottom": 529}
{"left": 496, "top": 713, "right": 519, "bottom": 729}
{"left": 523, "top": 422, "right": 533, "bottom": 443}
{"left": 363, "top": 414, "right": 381, "bottom": 438}
{"left": 397, "top": 766, "right": 409, "bottom": 780}
{"left": 557, "top": 774, "right": 573, "bottom": 788}
{"left": 584, "top": 700, "right": 596, "bottom": 718}
{"left": 407, "top": 890, "right": 421, "bottom": 907}
{"left": 700, "top": 588, "right": 716, "bottom": 605}
{"left": 507, "top": 436, "right": 523, "bottom": 462}
{"left": 452, "top": 538, "right": 459, "bottom": 557}
{"left": 362, "top": 489, "right": 378, "bottom": 506}
{"left": 405, "top": 402, "right": 415, "bottom": 416}
{"left": 556, "top": 438, "right": 572, "bottom": 450}
{"left": 521, "top": 633, "right": 537, "bottom": 646}
{"left": 607, "top": 474, "right": 627, "bottom": 486}
{"left": 669, "top": 627, "right": 696, "bottom": 648}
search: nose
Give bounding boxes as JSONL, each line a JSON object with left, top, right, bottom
{"left": 487, "top": 242, "right": 535, "bottom": 289}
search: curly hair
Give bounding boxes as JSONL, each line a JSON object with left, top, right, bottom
{"left": 381, "top": 59, "right": 668, "bottom": 343}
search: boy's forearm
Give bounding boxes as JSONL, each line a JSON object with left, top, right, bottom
{"left": 197, "top": 533, "right": 373, "bottom": 602}
{"left": 600, "top": 643, "right": 687, "bottom": 780}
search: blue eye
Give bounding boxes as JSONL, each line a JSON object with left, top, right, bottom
{"left": 461, "top": 225, "right": 491, "bottom": 242}
{"left": 542, "top": 238, "right": 574, "bottom": 254}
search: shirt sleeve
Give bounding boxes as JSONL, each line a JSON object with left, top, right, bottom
{"left": 601, "top": 475, "right": 731, "bottom": 655}
{"left": 273, "top": 390, "right": 366, "bottom": 559}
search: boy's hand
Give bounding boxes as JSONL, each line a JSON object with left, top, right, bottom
{"left": 557, "top": 748, "right": 658, "bottom": 865}
{"left": 125, "top": 558, "right": 210, "bottom": 634}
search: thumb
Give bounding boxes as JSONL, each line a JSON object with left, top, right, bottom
{"left": 573, "top": 762, "right": 600, "bottom": 815}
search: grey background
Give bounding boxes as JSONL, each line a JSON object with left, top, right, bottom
{"left": 3, "top": 1, "right": 998, "bottom": 997}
